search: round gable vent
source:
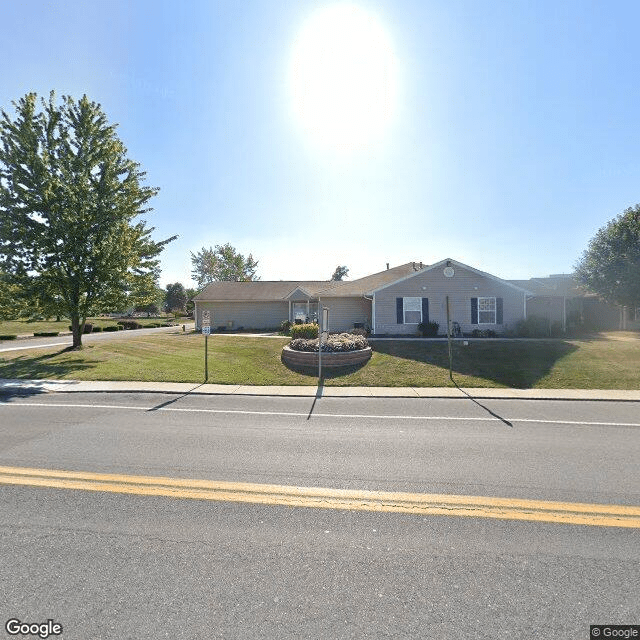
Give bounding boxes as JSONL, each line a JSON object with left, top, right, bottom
{"left": 443, "top": 266, "right": 455, "bottom": 278}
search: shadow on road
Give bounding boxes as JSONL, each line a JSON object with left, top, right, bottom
{"left": 146, "top": 383, "right": 208, "bottom": 411}
{"left": 453, "top": 380, "right": 513, "bottom": 428}
{"left": 306, "top": 378, "right": 324, "bottom": 420}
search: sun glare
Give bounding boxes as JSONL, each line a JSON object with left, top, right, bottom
{"left": 291, "top": 5, "right": 395, "bottom": 151}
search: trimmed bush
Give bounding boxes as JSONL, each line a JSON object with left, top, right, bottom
{"left": 290, "top": 323, "right": 318, "bottom": 339}
{"left": 68, "top": 324, "right": 93, "bottom": 334}
{"left": 418, "top": 321, "right": 439, "bottom": 337}
{"left": 92, "top": 326, "right": 103, "bottom": 332}
{"left": 102, "top": 325, "right": 120, "bottom": 332}
{"left": 33, "top": 331, "right": 60, "bottom": 337}
{"left": 289, "top": 332, "right": 369, "bottom": 352}
{"left": 0, "top": 334, "right": 18, "bottom": 340}
{"left": 280, "top": 320, "right": 292, "bottom": 334}
{"left": 117, "top": 320, "right": 142, "bottom": 330}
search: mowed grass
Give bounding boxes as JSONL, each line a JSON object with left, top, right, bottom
{"left": 0, "top": 332, "right": 639, "bottom": 388}
{"left": 0, "top": 316, "right": 180, "bottom": 336}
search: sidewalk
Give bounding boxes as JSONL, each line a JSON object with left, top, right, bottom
{"left": 0, "top": 378, "right": 639, "bottom": 401}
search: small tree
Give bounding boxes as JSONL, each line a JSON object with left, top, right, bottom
{"left": 331, "top": 265, "right": 349, "bottom": 281}
{"left": 164, "top": 282, "right": 187, "bottom": 313}
{"left": 191, "top": 243, "right": 259, "bottom": 287}
{"left": 575, "top": 205, "right": 640, "bottom": 309}
{"left": 185, "top": 287, "right": 197, "bottom": 314}
{"left": 0, "top": 92, "right": 176, "bottom": 347}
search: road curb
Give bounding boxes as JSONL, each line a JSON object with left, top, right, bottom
{"left": 0, "top": 379, "right": 639, "bottom": 401}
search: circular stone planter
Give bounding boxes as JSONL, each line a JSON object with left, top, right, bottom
{"left": 282, "top": 345, "right": 372, "bottom": 369}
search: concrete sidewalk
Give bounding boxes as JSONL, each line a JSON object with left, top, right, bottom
{"left": 0, "top": 378, "right": 639, "bottom": 401}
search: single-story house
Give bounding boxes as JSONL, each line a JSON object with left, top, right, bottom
{"left": 193, "top": 258, "right": 633, "bottom": 335}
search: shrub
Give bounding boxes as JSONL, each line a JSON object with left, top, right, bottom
{"left": 33, "top": 331, "right": 60, "bottom": 337}
{"left": 117, "top": 320, "right": 142, "bottom": 330}
{"left": 0, "top": 334, "right": 18, "bottom": 340}
{"left": 471, "top": 328, "right": 497, "bottom": 338}
{"left": 515, "top": 316, "right": 551, "bottom": 338}
{"left": 280, "top": 320, "right": 292, "bottom": 334}
{"left": 92, "top": 326, "right": 103, "bottom": 332}
{"left": 69, "top": 324, "right": 94, "bottom": 334}
{"left": 289, "top": 332, "right": 369, "bottom": 352}
{"left": 418, "top": 321, "right": 439, "bottom": 337}
{"left": 290, "top": 323, "right": 318, "bottom": 339}
{"left": 351, "top": 327, "right": 368, "bottom": 336}
{"left": 102, "top": 325, "right": 120, "bottom": 332}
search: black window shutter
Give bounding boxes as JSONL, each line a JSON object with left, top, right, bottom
{"left": 421, "top": 298, "right": 429, "bottom": 323}
{"left": 496, "top": 298, "right": 503, "bottom": 324}
{"left": 396, "top": 298, "right": 404, "bottom": 324}
{"left": 471, "top": 298, "right": 478, "bottom": 324}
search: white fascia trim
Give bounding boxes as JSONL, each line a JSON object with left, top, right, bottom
{"left": 284, "top": 286, "right": 316, "bottom": 300}
{"left": 367, "top": 258, "right": 535, "bottom": 296}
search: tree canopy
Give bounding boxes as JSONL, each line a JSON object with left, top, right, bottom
{"left": 0, "top": 92, "right": 175, "bottom": 346}
{"left": 164, "top": 282, "right": 187, "bottom": 312}
{"left": 575, "top": 204, "right": 640, "bottom": 308}
{"left": 331, "top": 265, "right": 349, "bottom": 281}
{"left": 190, "top": 243, "right": 259, "bottom": 287}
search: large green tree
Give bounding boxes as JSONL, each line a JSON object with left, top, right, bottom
{"left": 575, "top": 205, "right": 640, "bottom": 309}
{"left": 331, "top": 265, "right": 349, "bottom": 281}
{"left": 190, "top": 243, "right": 259, "bottom": 287}
{"left": 0, "top": 92, "right": 175, "bottom": 347}
{"left": 164, "top": 282, "right": 187, "bottom": 313}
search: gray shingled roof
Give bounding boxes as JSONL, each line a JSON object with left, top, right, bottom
{"left": 507, "top": 275, "right": 587, "bottom": 297}
{"left": 316, "top": 263, "right": 420, "bottom": 297}
{"left": 192, "top": 263, "right": 423, "bottom": 301}
{"left": 193, "top": 280, "right": 333, "bottom": 301}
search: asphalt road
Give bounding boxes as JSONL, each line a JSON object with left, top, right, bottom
{"left": 0, "top": 323, "right": 195, "bottom": 352}
{"left": 1, "top": 393, "right": 639, "bottom": 639}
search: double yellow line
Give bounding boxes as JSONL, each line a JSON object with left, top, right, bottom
{"left": 1, "top": 465, "right": 639, "bottom": 528}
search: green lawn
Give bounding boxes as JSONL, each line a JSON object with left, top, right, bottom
{"left": 0, "top": 316, "right": 182, "bottom": 336}
{"left": 0, "top": 332, "right": 639, "bottom": 389}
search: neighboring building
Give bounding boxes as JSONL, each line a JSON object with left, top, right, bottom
{"left": 192, "top": 258, "right": 631, "bottom": 335}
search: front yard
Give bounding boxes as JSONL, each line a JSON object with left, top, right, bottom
{"left": 0, "top": 332, "right": 639, "bottom": 389}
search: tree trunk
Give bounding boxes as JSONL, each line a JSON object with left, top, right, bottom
{"left": 71, "top": 313, "right": 83, "bottom": 348}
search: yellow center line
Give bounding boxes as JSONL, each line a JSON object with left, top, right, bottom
{"left": 1, "top": 465, "right": 639, "bottom": 528}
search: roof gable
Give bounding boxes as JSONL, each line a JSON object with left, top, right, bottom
{"left": 369, "top": 259, "right": 534, "bottom": 295}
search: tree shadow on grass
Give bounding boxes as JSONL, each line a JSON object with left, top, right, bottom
{"left": 369, "top": 340, "right": 579, "bottom": 388}
{"left": 0, "top": 347, "right": 97, "bottom": 389}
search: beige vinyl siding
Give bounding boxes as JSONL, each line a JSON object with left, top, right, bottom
{"left": 320, "top": 297, "right": 371, "bottom": 332}
{"left": 196, "top": 301, "right": 289, "bottom": 330}
{"left": 374, "top": 265, "right": 526, "bottom": 335}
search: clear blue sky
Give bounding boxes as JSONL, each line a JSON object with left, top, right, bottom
{"left": 3, "top": 0, "right": 639, "bottom": 287}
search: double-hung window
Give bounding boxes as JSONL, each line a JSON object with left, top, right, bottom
{"left": 478, "top": 297, "right": 496, "bottom": 324}
{"left": 403, "top": 297, "right": 422, "bottom": 324}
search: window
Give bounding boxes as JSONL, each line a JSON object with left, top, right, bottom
{"left": 404, "top": 297, "right": 422, "bottom": 324}
{"left": 292, "top": 302, "right": 317, "bottom": 323}
{"left": 478, "top": 297, "right": 496, "bottom": 324}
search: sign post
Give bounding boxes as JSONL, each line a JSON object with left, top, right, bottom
{"left": 202, "top": 310, "right": 211, "bottom": 381}
{"left": 446, "top": 295, "right": 453, "bottom": 381}
{"left": 318, "top": 305, "right": 329, "bottom": 381}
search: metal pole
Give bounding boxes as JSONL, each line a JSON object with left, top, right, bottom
{"left": 446, "top": 295, "right": 453, "bottom": 381}
{"left": 205, "top": 333, "right": 208, "bottom": 381}
{"left": 318, "top": 298, "right": 322, "bottom": 381}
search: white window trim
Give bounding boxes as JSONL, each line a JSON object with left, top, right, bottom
{"left": 478, "top": 297, "right": 496, "bottom": 325}
{"left": 403, "top": 297, "right": 422, "bottom": 324}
